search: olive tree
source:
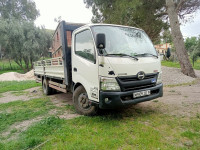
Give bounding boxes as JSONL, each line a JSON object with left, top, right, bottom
{"left": 0, "top": 19, "right": 52, "bottom": 72}
{"left": 190, "top": 36, "right": 200, "bottom": 65}
{"left": 0, "top": 0, "right": 40, "bottom": 68}
{"left": 0, "top": 0, "right": 39, "bottom": 21}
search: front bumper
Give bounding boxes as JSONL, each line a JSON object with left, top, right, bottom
{"left": 99, "top": 83, "right": 163, "bottom": 109}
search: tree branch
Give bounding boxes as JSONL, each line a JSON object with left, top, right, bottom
{"left": 157, "top": 11, "right": 168, "bottom": 17}
{"left": 176, "top": 0, "right": 187, "bottom": 13}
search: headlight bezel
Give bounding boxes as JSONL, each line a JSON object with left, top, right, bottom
{"left": 100, "top": 77, "right": 121, "bottom": 91}
{"left": 156, "top": 72, "right": 162, "bottom": 84}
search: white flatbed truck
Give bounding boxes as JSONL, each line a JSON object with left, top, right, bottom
{"left": 34, "top": 21, "right": 163, "bottom": 115}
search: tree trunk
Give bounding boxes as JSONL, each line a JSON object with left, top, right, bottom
{"left": 8, "top": 58, "right": 12, "bottom": 70}
{"left": 166, "top": 0, "right": 196, "bottom": 78}
{"left": 15, "top": 60, "right": 26, "bottom": 73}
{"left": 23, "top": 57, "right": 29, "bottom": 72}
{"left": 30, "top": 58, "right": 34, "bottom": 69}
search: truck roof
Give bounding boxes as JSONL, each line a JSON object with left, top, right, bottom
{"left": 53, "top": 21, "right": 143, "bottom": 37}
{"left": 52, "top": 21, "right": 86, "bottom": 37}
{"left": 77, "top": 23, "right": 143, "bottom": 32}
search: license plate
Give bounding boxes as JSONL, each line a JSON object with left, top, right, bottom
{"left": 133, "top": 90, "right": 151, "bottom": 98}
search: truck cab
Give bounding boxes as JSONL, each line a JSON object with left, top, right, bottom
{"left": 71, "top": 24, "right": 163, "bottom": 115}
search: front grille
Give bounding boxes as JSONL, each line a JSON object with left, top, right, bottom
{"left": 118, "top": 73, "right": 156, "bottom": 82}
{"left": 124, "top": 84, "right": 155, "bottom": 91}
{"left": 116, "top": 73, "right": 158, "bottom": 92}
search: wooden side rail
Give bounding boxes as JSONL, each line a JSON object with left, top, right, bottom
{"left": 34, "top": 57, "right": 63, "bottom": 67}
{"left": 49, "top": 81, "right": 67, "bottom": 93}
{"left": 35, "top": 77, "right": 42, "bottom": 83}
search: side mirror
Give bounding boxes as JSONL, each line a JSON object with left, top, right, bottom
{"left": 96, "top": 33, "right": 106, "bottom": 49}
{"left": 166, "top": 48, "right": 171, "bottom": 58}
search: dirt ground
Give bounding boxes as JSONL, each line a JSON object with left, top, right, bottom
{"left": 47, "top": 80, "right": 200, "bottom": 118}
{"left": 0, "top": 87, "right": 80, "bottom": 118}
{"left": 1, "top": 79, "right": 199, "bottom": 118}
{"left": 1, "top": 67, "right": 200, "bottom": 141}
{"left": 0, "top": 70, "right": 34, "bottom": 81}
{"left": 134, "top": 79, "right": 200, "bottom": 118}
{"left": 162, "top": 66, "right": 200, "bottom": 85}
{"left": 0, "top": 87, "right": 43, "bottom": 104}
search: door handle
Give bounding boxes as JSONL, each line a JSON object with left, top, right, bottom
{"left": 73, "top": 67, "right": 77, "bottom": 72}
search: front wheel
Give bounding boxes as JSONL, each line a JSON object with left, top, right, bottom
{"left": 73, "top": 86, "right": 98, "bottom": 116}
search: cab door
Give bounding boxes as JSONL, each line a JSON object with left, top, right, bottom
{"left": 72, "top": 28, "right": 99, "bottom": 102}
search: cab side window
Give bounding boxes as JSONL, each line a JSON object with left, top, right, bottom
{"left": 75, "top": 30, "right": 95, "bottom": 62}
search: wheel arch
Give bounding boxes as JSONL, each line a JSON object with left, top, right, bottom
{"left": 73, "top": 82, "right": 84, "bottom": 92}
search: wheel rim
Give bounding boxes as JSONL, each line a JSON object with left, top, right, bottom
{"left": 77, "top": 93, "right": 91, "bottom": 110}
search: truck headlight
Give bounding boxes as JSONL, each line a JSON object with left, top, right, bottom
{"left": 100, "top": 77, "right": 120, "bottom": 91}
{"left": 156, "top": 72, "right": 162, "bottom": 84}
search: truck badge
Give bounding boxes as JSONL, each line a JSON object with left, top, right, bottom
{"left": 137, "top": 71, "right": 145, "bottom": 80}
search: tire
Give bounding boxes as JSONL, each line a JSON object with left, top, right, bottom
{"left": 73, "top": 85, "right": 98, "bottom": 116}
{"left": 42, "top": 78, "right": 52, "bottom": 95}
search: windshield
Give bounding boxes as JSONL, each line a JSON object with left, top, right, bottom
{"left": 91, "top": 25, "right": 157, "bottom": 57}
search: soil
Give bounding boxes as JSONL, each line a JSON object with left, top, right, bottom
{"left": 162, "top": 66, "right": 200, "bottom": 85}
{"left": 0, "top": 70, "right": 34, "bottom": 81}
{"left": 48, "top": 109, "right": 80, "bottom": 120}
{"left": 0, "top": 87, "right": 43, "bottom": 104}
{"left": 46, "top": 79, "right": 200, "bottom": 118}
{"left": 133, "top": 79, "right": 200, "bottom": 118}
{"left": 49, "top": 92, "right": 73, "bottom": 107}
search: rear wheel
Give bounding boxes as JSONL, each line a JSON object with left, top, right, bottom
{"left": 42, "top": 78, "right": 52, "bottom": 95}
{"left": 73, "top": 85, "right": 98, "bottom": 116}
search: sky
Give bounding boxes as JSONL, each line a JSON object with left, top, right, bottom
{"left": 180, "top": 10, "right": 200, "bottom": 38}
{"left": 34, "top": 0, "right": 200, "bottom": 38}
{"left": 34, "top": 0, "right": 92, "bottom": 29}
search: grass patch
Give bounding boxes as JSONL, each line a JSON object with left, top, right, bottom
{"left": 0, "top": 81, "right": 41, "bottom": 93}
{"left": 65, "top": 104, "right": 76, "bottom": 112}
{"left": 11, "top": 91, "right": 29, "bottom": 96}
{"left": 153, "top": 100, "right": 159, "bottom": 103}
{"left": 0, "top": 69, "right": 24, "bottom": 75}
{"left": 161, "top": 60, "right": 180, "bottom": 68}
{"left": 181, "top": 130, "right": 200, "bottom": 140}
{"left": 169, "top": 90, "right": 176, "bottom": 92}
{"left": 165, "top": 80, "right": 197, "bottom": 87}
{"left": 0, "top": 80, "right": 199, "bottom": 149}
{"left": 162, "top": 60, "right": 181, "bottom": 68}
{"left": 0, "top": 93, "right": 4, "bottom": 98}
{"left": 36, "top": 114, "right": 200, "bottom": 150}
{"left": 162, "top": 59, "right": 200, "bottom": 70}
{"left": 0, "top": 108, "right": 200, "bottom": 150}
{"left": 0, "top": 116, "right": 65, "bottom": 150}
{"left": 0, "top": 97, "right": 54, "bottom": 133}
{"left": 0, "top": 59, "right": 28, "bottom": 74}
{"left": 0, "top": 60, "right": 22, "bottom": 70}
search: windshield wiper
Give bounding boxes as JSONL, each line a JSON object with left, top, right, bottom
{"left": 105, "top": 53, "right": 138, "bottom": 61}
{"left": 134, "top": 53, "right": 158, "bottom": 58}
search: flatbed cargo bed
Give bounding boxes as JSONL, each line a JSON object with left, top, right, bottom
{"left": 34, "top": 57, "right": 64, "bottom": 79}
{"left": 34, "top": 21, "right": 85, "bottom": 91}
